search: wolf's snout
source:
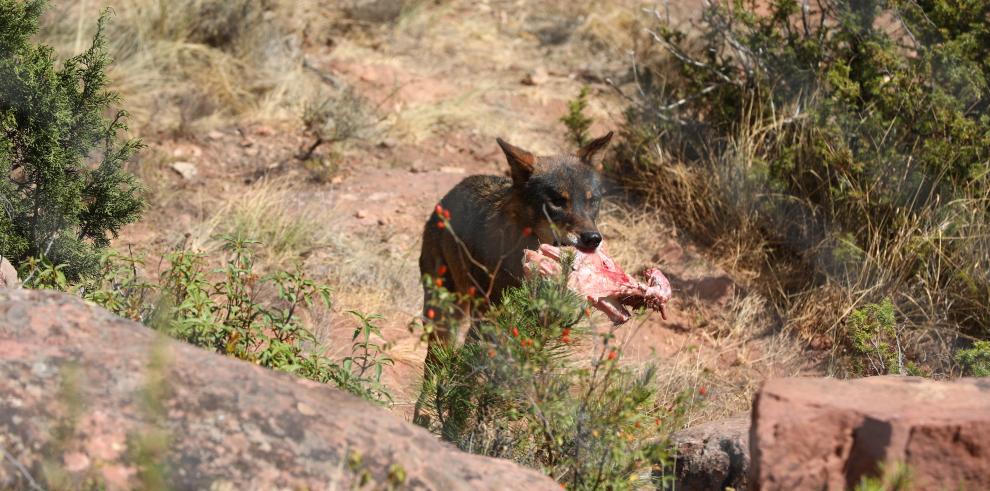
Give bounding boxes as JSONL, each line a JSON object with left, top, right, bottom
{"left": 578, "top": 231, "right": 602, "bottom": 250}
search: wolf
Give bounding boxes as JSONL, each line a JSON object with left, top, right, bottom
{"left": 417, "top": 131, "right": 613, "bottom": 353}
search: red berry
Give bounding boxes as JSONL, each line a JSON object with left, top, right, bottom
{"left": 435, "top": 278, "right": 444, "bottom": 287}
{"left": 607, "top": 350, "right": 617, "bottom": 361}
{"left": 521, "top": 227, "right": 532, "bottom": 237}
{"left": 437, "top": 221, "right": 445, "bottom": 230}
{"left": 699, "top": 386, "right": 708, "bottom": 396}
{"left": 443, "top": 209, "right": 451, "bottom": 220}
{"left": 467, "top": 286, "right": 477, "bottom": 297}
{"left": 435, "top": 204, "right": 443, "bottom": 215}
{"left": 437, "top": 264, "right": 447, "bottom": 276}
{"left": 426, "top": 309, "right": 436, "bottom": 320}
{"left": 512, "top": 326, "right": 519, "bottom": 337}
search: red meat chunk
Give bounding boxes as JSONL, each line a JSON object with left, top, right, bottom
{"left": 523, "top": 243, "right": 672, "bottom": 324}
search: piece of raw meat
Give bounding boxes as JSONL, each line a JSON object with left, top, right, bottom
{"left": 523, "top": 243, "right": 672, "bottom": 324}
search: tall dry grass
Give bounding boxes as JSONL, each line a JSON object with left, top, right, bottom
{"left": 621, "top": 100, "right": 990, "bottom": 374}
{"left": 40, "top": 0, "right": 333, "bottom": 133}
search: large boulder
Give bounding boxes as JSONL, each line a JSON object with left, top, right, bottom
{"left": 0, "top": 289, "right": 558, "bottom": 490}
{"left": 670, "top": 415, "right": 749, "bottom": 491}
{"left": 750, "top": 376, "right": 990, "bottom": 490}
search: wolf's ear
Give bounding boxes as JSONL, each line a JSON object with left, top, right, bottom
{"left": 497, "top": 137, "right": 536, "bottom": 185}
{"left": 577, "top": 131, "right": 613, "bottom": 171}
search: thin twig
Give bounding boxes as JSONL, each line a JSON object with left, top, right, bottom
{"left": 1, "top": 444, "right": 44, "bottom": 491}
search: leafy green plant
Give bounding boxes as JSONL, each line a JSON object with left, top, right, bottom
{"left": 561, "top": 86, "right": 594, "bottom": 147}
{"left": 846, "top": 299, "right": 904, "bottom": 376}
{"left": 855, "top": 461, "right": 912, "bottom": 491}
{"left": 22, "top": 237, "right": 393, "bottom": 405}
{"left": 416, "top": 258, "right": 682, "bottom": 489}
{"left": 1, "top": 2, "right": 144, "bottom": 279}
{"left": 342, "top": 311, "right": 394, "bottom": 405}
{"left": 956, "top": 340, "right": 990, "bottom": 377}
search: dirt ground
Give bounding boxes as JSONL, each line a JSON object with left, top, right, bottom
{"left": 108, "top": 0, "right": 810, "bottom": 424}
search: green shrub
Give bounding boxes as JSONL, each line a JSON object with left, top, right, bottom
{"left": 1, "top": 1, "right": 143, "bottom": 279}
{"left": 617, "top": 0, "right": 990, "bottom": 375}
{"left": 955, "top": 340, "right": 990, "bottom": 377}
{"left": 24, "top": 237, "right": 393, "bottom": 405}
{"left": 844, "top": 298, "right": 920, "bottom": 376}
{"left": 416, "top": 258, "right": 689, "bottom": 489}
{"left": 561, "top": 86, "right": 594, "bottom": 147}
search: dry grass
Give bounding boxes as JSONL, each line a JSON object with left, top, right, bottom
{"left": 187, "top": 179, "right": 331, "bottom": 269}
{"left": 618, "top": 79, "right": 990, "bottom": 378}
{"left": 41, "top": 0, "right": 333, "bottom": 133}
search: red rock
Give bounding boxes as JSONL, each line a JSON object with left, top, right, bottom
{"left": 0, "top": 289, "right": 559, "bottom": 490}
{"left": 750, "top": 376, "right": 990, "bottom": 490}
{"left": 671, "top": 416, "right": 750, "bottom": 491}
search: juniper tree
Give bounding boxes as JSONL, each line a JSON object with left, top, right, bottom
{"left": 0, "top": 0, "right": 143, "bottom": 279}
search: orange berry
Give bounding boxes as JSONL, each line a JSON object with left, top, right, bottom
{"left": 584, "top": 308, "right": 592, "bottom": 317}
{"left": 512, "top": 326, "right": 519, "bottom": 337}
{"left": 488, "top": 349, "right": 496, "bottom": 358}
{"left": 607, "top": 350, "right": 617, "bottom": 361}
{"left": 435, "top": 278, "right": 444, "bottom": 287}
{"left": 655, "top": 417, "right": 662, "bottom": 426}
{"left": 467, "top": 286, "right": 477, "bottom": 297}
{"left": 521, "top": 227, "right": 532, "bottom": 237}
{"left": 437, "top": 264, "right": 447, "bottom": 276}
{"left": 426, "top": 308, "right": 436, "bottom": 320}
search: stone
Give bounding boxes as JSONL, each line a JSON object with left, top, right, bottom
{"left": 170, "top": 161, "right": 198, "bottom": 180}
{"left": 750, "top": 376, "right": 990, "bottom": 490}
{"left": 0, "top": 289, "right": 559, "bottom": 490}
{"left": 521, "top": 67, "right": 550, "bottom": 86}
{"left": 0, "top": 257, "right": 18, "bottom": 288}
{"left": 671, "top": 416, "right": 750, "bottom": 491}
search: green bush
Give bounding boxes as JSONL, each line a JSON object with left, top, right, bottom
{"left": 955, "top": 340, "right": 990, "bottom": 377}
{"left": 617, "top": 0, "right": 990, "bottom": 375}
{"left": 416, "top": 258, "right": 692, "bottom": 489}
{"left": 844, "top": 298, "right": 920, "bottom": 376}
{"left": 1, "top": 1, "right": 144, "bottom": 279}
{"left": 24, "top": 237, "right": 393, "bottom": 405}
{"left": 561, "top": 86, "right": 594, "bottom": 147}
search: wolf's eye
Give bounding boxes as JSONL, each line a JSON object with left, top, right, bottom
{"left": 546, "top": 193, "right": 567, "bottom": 209}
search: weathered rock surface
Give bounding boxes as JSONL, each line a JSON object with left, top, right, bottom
{"left": 671, "top": 416, "right": 749, "bottom": 491}
{"left": 751, "top": 376, "right": 990, "bottom": 491}
{"left": 0, "top": 289, "right": 558, "bottom": 490}
{"left": 0, "top": 257, "right": 17, "bottom": 288}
